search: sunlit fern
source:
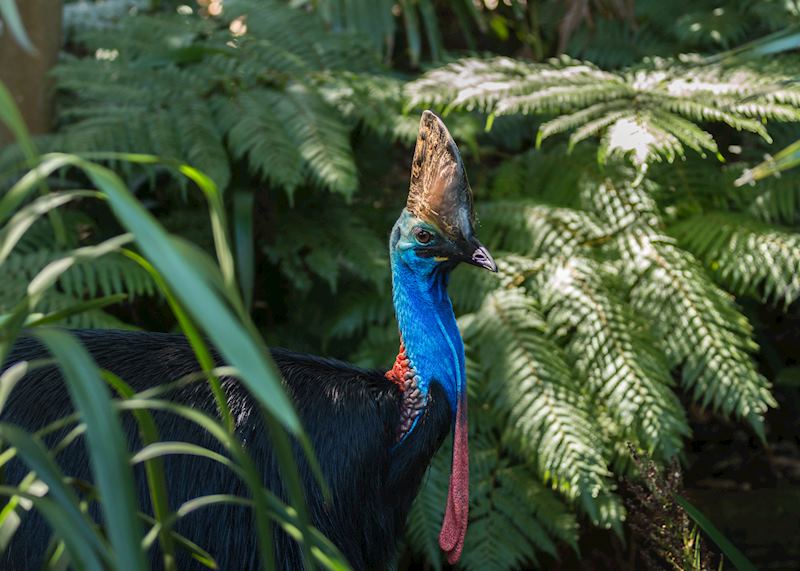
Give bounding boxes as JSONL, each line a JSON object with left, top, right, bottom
{"left": 406, "top": 54, "right": 800, "bottom": 166}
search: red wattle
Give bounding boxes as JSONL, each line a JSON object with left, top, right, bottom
{"left": 438, "top": 398, "right": 469, "bottom": 564}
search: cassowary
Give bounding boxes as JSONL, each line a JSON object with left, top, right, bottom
{"left": 0, "top": 111, "right": 497, "bottom": 570}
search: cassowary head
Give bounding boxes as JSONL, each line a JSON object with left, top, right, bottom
{"left": 391, "top": 110, "right": 497, "bottom": 275}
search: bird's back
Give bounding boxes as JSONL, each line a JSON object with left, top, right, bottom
{"left": 1, "top": 330, "right": 451, "bottom": 570}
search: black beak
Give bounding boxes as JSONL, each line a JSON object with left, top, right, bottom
{"left": 465, "top": 242, "right": 497, "bottom": 272}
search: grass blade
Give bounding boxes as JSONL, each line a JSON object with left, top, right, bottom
{"left": 0, "top": 0, "right": 34, "bottom": 53}
{"left": 0, "top": 487, "right": 100, "bottom": 568}
{"left": 34, "top": 329, "right": 146, "bottom": 571}
{"left": 116, "top": 398, "right": 351, "bottom": 571}
{"left": 0, "top": 80, "right": 34, "bottom": 160}
{"left": 122, "top": 250, "right": 234, "bottom": 434}
{"left": 676, "top": 495, "right": 756, "bottom": 571}
{"left": 0, "top": 358, "right": 52, "bottom": 414}
{"left": 0, "top": 425, "right": 107, "bottom": 569}
{"left": 233, "top": 191, "right": 255, "bottom": 312}
{"left": 137, "top": 512, "right": 218, "bottom": 569}
{"left": 25, "top": 294, "right": 129, "bottom": 328}
{"left": 0, "top": 190, "right": 100, "bottom": 263}
{"left": 0, "top": 234, "right": 134, "bottom": 366}
{"left": 736, "top": 138, "right": 800, "bottom": 185}
{"left": 74, "top": 157, "right": 300, "bottom": 435}
{"left": 103, "top": 371, "right": 176, "bottom": 571}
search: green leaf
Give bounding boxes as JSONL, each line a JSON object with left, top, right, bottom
{"left": 233, "top": 191, "right": 255, "bottom": 312}
{"left": 400, "top": 0, "right": 422, "bottom": 66}
{"left": 0, "top": 154, "right": 75, "bottom": 228}
{"left": 116, "top": 398, "right": 351, "bottom": 571}
{"left": 676, "top": 495, "right": 757, "bottom": 571}
{"left": 25, "top": 294, "right": 129, "bottom": 328}
{"left": 0, "top": 358, "right": 51, "bottom": 414}
{"left": 0, "top": 80, "right": 35, "bottom": 159}
{"left": 102, "top": 371, "right": 176, "bottom": 571}
{"left": 0, "top": 424, "right": 109, "bottom": 569}
{"left": 736, "top": 138, "right": 800, "bottom": 185}
{"left": 61, "top": 155, "right": 300, "bottom": 434}
{"left": 0, "top": 1, "right": 34, "bottom": 53}
{"left": 0, "top": 487, "right": 103, "bottom": 568}
{"left": 33, "top": 328, "right": 146, "bottom": 571}
{"left": 711, "top": 24, "right": 800, "bottom": 62}
{"left": 418, "top": 0, "right": 444, "bottom": 62}
{"left": 137, "top": 512, "right": 217, "bottom": 570}
{"left": 0, "top": 190, "right": 100, "bottom": 263}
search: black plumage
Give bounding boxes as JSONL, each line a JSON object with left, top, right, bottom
{"left": 1, "top": 330, "right": 451, "bottom": 570}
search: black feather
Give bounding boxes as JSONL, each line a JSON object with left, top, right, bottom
{"left": 0, "top": 330, "right": 451, "bottom": 570}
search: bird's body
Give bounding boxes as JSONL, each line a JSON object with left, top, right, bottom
{"left": 0, "top": 111, "right": 496, "bottom": 569}
{"left": 1, "top": 331, "right": 451, "bottom": 570}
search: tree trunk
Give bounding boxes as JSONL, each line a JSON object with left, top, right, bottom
{"left": 0, "top": 0, "right": 63, "bottom": 147}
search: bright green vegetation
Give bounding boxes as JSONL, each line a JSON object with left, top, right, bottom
{"left": 2, "top": 0, "right": 800, "bottom": 569}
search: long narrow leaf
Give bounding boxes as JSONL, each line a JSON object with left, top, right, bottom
{"left": 0, "top": 190, "right": 100, "bottom": 263}
{"left": 0, "top": 154, "right": 74, "bottom": 231}
{"left": 0, "top": 79, "right": 34, "bottom": 159}
{"left": 103, "top": 371, "right": 176, "bottom": 571}
{"left": 233, "top": 191, "right": 255, "bottom": 312}
{"left": 122, "top": 250, "right": 234, "bottom": 434}
{"left": 0, "top": 234, "right": 133, "bottom": 366}
{"left": 0, "top": 0, "right": 34, "bottom": 52}
{"left": 137, "top": 512, "right": 218, "bottom": 569}
{"left": 676, "top": 495, "right": 757, "bottom": 571}
{"left": 73, "top": 157, "right": 300, "bottom": 434}
{"left": 736, "top": 139, "right": 800, "bottom": 185}
{"left": 79, "top": 153, "right": 239, "bottom": 303}
{"left": 0, "top": 487, "right": 102, "bottom": 569}
{"left": 116, "top": 398, "right": 351, "bottom": 571}
{"left": 25, "top": 294, "right": 129, "bottom": 328}
{"left": 34, "top": 329, "right": 146, "bottom": 571}
{"left": 0, "top": 425, "right": 108, "bottom": 568}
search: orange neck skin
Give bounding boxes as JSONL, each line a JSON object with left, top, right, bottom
{"left": 385, "top": 341, "right": 412, "bottom": 391}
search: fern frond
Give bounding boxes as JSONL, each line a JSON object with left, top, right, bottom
{"left": 674, "top": 7, "right": 749, "bottom": 49}
{"left": 280, "top": 84, "right": 358, "bottom": 198}
{"left": 31, "top": 291, "right": 134, "bottom": 329}
{"left": 407, "top": 55, "right": 800, "bottom": 166}
{"left": 583, "top": 176, "right": 776, "bottom": 432}
{"left": 486, "top": 146, "right": 597, "bottom": 206}
{"left": 175, "top": 101, "right": 230, "bottom": 191}
{"left": 539, "top": 258, "right": 690, "bottom": 458}
{"left": 464, "top": 286, "right": 617, "bottom": 524}
{"left": 629, "top": 239, "right": 775, "bottom": 432}
{"left": 565, "top": 19, "right": 672, "bottom": 68}
{"left": 2, "top": 250, "right": 155, "bottom": 301}
{"left": 39, "top": 0, "right": 381, "bottom": 197}
{"left": 670, "top": 212, "right": 800, "bottom": 306}
{"left": 581, "top": 176, "right": 662, "bottom": 237}
{"left": 479, "top": 201, "right": 604, "bottom": 259}
{"left": 1, "top": 248, "right": 154, "bottom": 329}
{"left": 349, "top": 323, "right": 398, "bottom": 369}
{"left": 323, "top": 290, "right": 393, "bottom": 340}
{"left": 265, "top": 205, "right": 386, "bottom": 293}
{"left": 746, "top": 168, "right": 800, "bottom": 225}
{"left": 214, "top": 89, "right": 304, "bottom": 195}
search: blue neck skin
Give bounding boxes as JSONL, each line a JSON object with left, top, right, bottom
{"left": 389, "top": 211, "right": 466, "bottom": 423}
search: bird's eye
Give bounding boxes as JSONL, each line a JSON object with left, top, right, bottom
{"left": 414, "top": 228, "right": 433, "bottom": 244}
